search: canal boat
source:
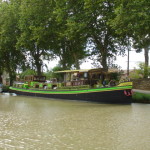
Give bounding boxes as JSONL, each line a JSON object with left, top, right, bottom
{"left": 9, "top": 82, "right": 132, "bottom": 104}
{"left": 9, "top": 69, "right": 133, "bottom": 104}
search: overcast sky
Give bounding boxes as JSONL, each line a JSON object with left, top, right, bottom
{"left": 45, "top": 50, "right": 149, "bottom": 71}
{"left": 81, "top": 50, "right": 147, "bottom": 70}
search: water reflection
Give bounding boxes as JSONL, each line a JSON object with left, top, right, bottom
{"left": 0, "top": 94, "right": 150, "bottom": 150}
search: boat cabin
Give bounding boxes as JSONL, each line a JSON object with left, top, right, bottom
{"left": 55, "top": 69, "right": 89, "bottom": 86}
{"left": 23, "top": 75, "right": 46, "bottom": 88}
{"left": 24, "top": 75, "right": 46, "bottom": 82}
{"left": 23, "top": 75, "right": 58, "bottom": 89}
{"left": 55, "top": 68, "right": 117, "bottom": 87}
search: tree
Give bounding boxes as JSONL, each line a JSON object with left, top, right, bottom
{"left": 18, "top": 0, "right": 56, "bottom": 76}
{"left": 53, "top": 0, "right": 88, "bottom": 69}
{"left": 83, "top": 0, "right": 125, "bottom": 71}
{"left": 111, "top": 0, "right": 150, "bottom": 78}
{"left": 0, "top": 0, "right": 25, "bottom": 85}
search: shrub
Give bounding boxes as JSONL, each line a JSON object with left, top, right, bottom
{"left": 2, "top": 85, "right": 9, "bottom": 92}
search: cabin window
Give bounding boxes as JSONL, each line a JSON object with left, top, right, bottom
{"left": 84, "top": 72, "right": 88, "bottom": 78}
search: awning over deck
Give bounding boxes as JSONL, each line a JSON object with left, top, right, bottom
{"left": 55, "top": 69, "right": 90, "bottom": 73}
{"left": 55, "top": 68, "right": 118, "bottom": 74}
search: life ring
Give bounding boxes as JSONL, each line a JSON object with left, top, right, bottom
{"left": 124, "top": 89, "right": 133, "bottom": 96}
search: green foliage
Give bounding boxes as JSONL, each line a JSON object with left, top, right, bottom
{"left": 0, "top": 0, "right": 149, "bottom": 80}
{"left": 0, "top": 0, "right": 25, "bottom": 85}
{"left": 43, "top": 71, "right": 53, "bottom": 80}
{"left": 129, "top": 71, "right": 142, "bottom": 79}
{"left": 2, "top": 85, "right": 9, "bottom": 92}
{"left": 20, "top": 69, "right": 36, "bottom": 79}
{"left": 53, "top": 0, "right": 88, "bottom": 69}
{"left": 30, "top": 81, "right": 39, "bottom": 87}
{"left": 112, "top": 0, "right": 150, "bottom": 37}
{"left": 111, "top": 0, "right": 150, "bottom": 73}
{"left": 51, "top": 66, "right": 64, "bottom": 81}
{"left": 129, "top": 63, "right": 150, "bottom": 79}
{"left": 83, "top": 0, "right": 126, "bottom": 70}
{"left": 44, "top": 65, "right": 64, "bottom": 81}
{"left": 109, "top": 72, "right": 120, "bottom": 81}
{"left": 17, "top": 0, "right": 56, "bottom": 75}
{"left": 138, "top": 63, "right": 150, "bottom": 77}
{"left": 132, "top": 92, "right": 150, "bottom": 103}
{"left": 23, "top": 83, "right": 29, "bottom": 89}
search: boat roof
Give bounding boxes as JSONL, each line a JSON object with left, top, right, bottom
{"left": 55, "top": 69, "right": 91, "bottom": 73}
{"left": 55, "top": 68, "right": 118, "bottom": 74}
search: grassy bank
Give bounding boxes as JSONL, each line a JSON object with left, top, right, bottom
{"left": 132, "top": 92, "right": 150, "bottom": 103}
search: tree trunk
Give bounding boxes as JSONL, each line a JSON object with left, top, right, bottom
{"left": 6, "top": 66, "right": 15, "bottom": 86}
{"left": 144, "top": 47, "right": 149, "bottom": 78}
{"left": 5, "top": 57, "right": 15, "bottom": 86}
{"left": 60, "top": 50, "right": 67, "bottom": 70}
{"left": 35, "top": 59, "right": 42, "bottom": 76}
{"left": 33, "top": 45, "right": 42, "bottom": 76}
{"left": 37, "top": 64, "right": 42, "bottom": 76}
{"left": 92, "top": 33, "right": 108, "bottom": 71}
{"left": 144, "top": 47, "right": 149, "bottom": 67}
{"left": 101, "top": 50, "right": 108, "bottom": 71}
{"left": 73, "top": 53, "right": 80, "bottom": 69}
{"left": 9, "top": 71, "right": 15, "bottom": 86}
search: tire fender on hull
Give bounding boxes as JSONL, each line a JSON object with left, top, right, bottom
{"left": 124, "top": 89, "right": 133, "bottom": 96}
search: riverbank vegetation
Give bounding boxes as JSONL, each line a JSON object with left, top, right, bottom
{"left": 129, "top": 63, "right": 150, "bottom": 79}
{"left": 0, "top": 0, "right": 149, "bottom": 84}
{"left": 132, "top": 92, "right": 150, "bottom": 103}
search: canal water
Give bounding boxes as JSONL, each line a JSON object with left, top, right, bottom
{"left": 0, "top": 94, "right": 150, "bottom": 150}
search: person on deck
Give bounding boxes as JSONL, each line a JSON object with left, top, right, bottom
{"left": 102, "top": 80, "right": 106, "bottom": 87}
